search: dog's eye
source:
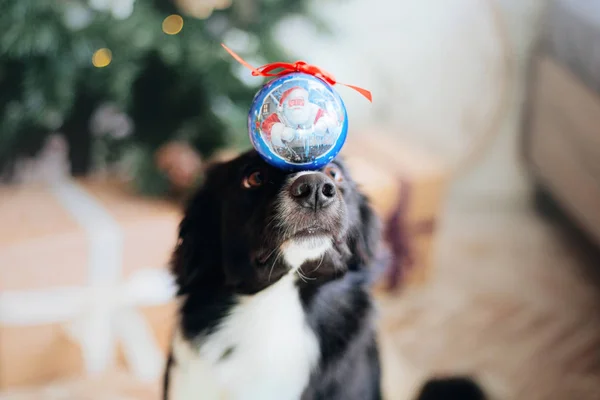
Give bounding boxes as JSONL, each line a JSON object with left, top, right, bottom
{"left": 324, "top": 165, "right": 344, "bottom": 183}
{"left": 243, "top": 170, "right": 265, "bottom": 189}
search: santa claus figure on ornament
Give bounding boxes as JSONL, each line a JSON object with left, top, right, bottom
{"left": 221, "top": 42, "right": 371, "bottom": 170}
{"left": 260, "top": 86, "right": 338, "bottom": 151}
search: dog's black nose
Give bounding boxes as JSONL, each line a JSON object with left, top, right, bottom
{"left": 290, "top": 173, "right": 336, "bottom": 209}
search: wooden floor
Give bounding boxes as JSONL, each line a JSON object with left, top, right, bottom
{"left": 2, "top": 200, "right": 600, "bottom": 400}
{"left": 377, "top": 200, "right": 600, "bottom": 400}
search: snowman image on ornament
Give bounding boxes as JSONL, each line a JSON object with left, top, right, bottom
{"left": 260, "top": 85, "right": 341, "bottom": 163}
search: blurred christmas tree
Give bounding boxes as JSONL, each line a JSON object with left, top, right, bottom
{"left": 0, "top": 0, "right": 318, "bottom": 196}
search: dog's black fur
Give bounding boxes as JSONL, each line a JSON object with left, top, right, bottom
{"left": 166, "top": 150, "right": 383, "bottom": 399}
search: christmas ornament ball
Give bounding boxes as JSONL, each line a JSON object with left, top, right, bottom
{"left": 248, "top": 72, "right": 348, "bottom": 170}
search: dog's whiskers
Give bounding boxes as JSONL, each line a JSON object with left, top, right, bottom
{"left": 264, "top": 213, "right": 281, "bottom": 232}
{"left": 296, "top": 269, "right": 308, "bottom": 283}
{"left": 262, "top": 245, "right": 280, "bottom": 262}
{"left": 296, "top": 266, "right": 316, "bottom": 283}
{"left": 268, "top": 250, "right": 283, "bottom": 282}
{"left": 309, "top": 253, "right": 325, "bottom": 274}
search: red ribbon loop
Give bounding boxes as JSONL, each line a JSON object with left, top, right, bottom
{"left": 221, "top": 43, "right": 372, "bottom": 102}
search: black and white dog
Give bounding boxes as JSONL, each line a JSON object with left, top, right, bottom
{"left": 164, "top": 149, "right": 382, "bottom": 400}
{"left": 163, "top": 150, "right": 487, "bottom": 400}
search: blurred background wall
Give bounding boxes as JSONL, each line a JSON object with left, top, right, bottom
{"left": 274, "top": 0, "right": 545, "bottom": 205}
{"left": 0, "top": 0, "right": 546, "bottom": 203}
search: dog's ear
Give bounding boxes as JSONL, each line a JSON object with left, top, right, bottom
{"left": 351, "top": 193, "right": 382, "bottom": 266}
{"left": 170, "top": 164, "right": 224, "bottom": 294}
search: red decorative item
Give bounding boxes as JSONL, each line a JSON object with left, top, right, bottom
{"left": 221, "top": 44, "right": 372, "bottom": 102}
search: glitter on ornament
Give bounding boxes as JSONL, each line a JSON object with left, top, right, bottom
{"left": 222, "top": 44, "right": 372, "bottom": 171}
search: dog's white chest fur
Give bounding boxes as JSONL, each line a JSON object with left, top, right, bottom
{"left": 169, "top": 273, "right": 320, "bottom": 400}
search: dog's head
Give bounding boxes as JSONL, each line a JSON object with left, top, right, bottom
{"left": 172, "top": 150, "right": 380, "bottom": 295}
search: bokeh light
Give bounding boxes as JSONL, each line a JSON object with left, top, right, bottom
{"left": 162, "top": 15, "right": 184, "bottom": 35}
{"left": 214, "top": 0, "right": 232, "bottom": 10}
{"left": 92, "top": 48, "right": 112, "bottom": 68}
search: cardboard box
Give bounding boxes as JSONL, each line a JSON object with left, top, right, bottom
{"left": 0, "top": 179, "right": 181, "bottom": 389}
{"left": 341, "top": 131, "right": 448, "bottom": 290}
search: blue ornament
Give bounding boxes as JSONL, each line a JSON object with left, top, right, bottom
{"left": 221, "top": 43, "right": 371, "bottom": 171}
{"left": 248, "top": 73, "right": 348, "bottom": 171}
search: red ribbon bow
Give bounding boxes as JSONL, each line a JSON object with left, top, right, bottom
{"left": 221, "top": 43, "right": 372, "bottom": 102}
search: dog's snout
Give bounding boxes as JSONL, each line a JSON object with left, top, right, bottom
{"left": 290, "top": 173, "right": 337, "bottom": 209}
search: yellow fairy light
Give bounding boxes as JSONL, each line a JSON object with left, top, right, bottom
{"left": 162, "top": 14, "right": 184, "bottom": 35}
{"left": 92, "top": 48, "right": 112, "bottom": 68}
